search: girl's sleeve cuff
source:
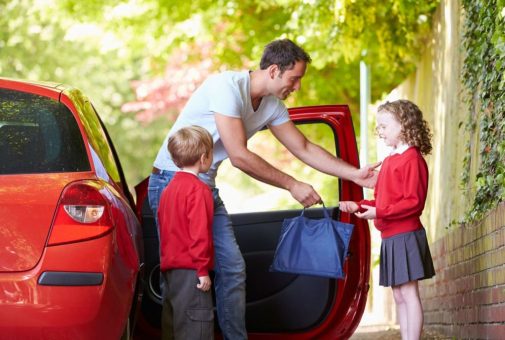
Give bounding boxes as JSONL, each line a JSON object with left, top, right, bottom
{"left": 358, "top": 200, "right": 375, "bottom": 213}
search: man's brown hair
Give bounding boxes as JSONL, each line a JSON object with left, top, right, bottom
{"left": 260, "top": 39, "right": 311, "bottom": 74}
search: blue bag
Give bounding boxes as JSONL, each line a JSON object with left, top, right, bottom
{"left": 270, "top": 205, "right": 354, "bottom": 279}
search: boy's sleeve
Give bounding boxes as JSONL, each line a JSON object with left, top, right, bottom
{"left": 186, "top": 187, "right": 214, "bottom": 277}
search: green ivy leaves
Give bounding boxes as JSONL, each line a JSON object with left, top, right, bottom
{"left": 461, "top": 0, "right": 505, "bottom": 222}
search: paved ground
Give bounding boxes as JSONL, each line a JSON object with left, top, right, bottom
{"left": 350, "top": 325, "right": 451, "bottom": 340}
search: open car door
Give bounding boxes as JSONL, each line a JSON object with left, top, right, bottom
{"left": 135, "top": 105, "right": 370, "bottom": 339}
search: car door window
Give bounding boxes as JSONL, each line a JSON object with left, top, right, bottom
{"left": 216, "top": 122, "right": 339, "bottom": 212}
{"left": 0, "top": 88, "right": 89, "bottom": 175}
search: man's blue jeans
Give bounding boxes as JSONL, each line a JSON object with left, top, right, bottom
{"left": 148, "top": 171, "right": 247, "bottom": 340}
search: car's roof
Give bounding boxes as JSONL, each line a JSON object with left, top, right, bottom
{"left": 0, "top": 77, "right": 74, "bottom": 98}
{"left": 0, "top": 76, "right": 65, "bottom": 89}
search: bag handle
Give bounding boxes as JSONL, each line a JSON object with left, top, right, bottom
{"left": 300, "top": 202, "right": 331, "bottom": 219}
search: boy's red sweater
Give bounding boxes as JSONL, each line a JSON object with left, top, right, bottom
{"left": 359, "top": 147, "right": 428, "bottom": 239}
{"left": 158, "top": 172, "right": 214, "bottom": 277}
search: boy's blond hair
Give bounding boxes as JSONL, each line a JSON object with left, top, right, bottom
{"left": 167, "top": 125, "right": 213, "bottom": 168}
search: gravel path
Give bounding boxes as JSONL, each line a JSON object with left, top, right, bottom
{"left": 350, "top": 326, "right": 451, "bottom": 340}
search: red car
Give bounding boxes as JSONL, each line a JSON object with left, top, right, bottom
{"left": 134, "top": 105, "right": 370, "bottom": 339}
{"left": 0, "top": 78, "right": 144, "bottom": 339}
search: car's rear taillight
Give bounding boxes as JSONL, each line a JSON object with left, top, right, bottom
{"left": 48, "top": 181, "right": 114, "bottom": 246}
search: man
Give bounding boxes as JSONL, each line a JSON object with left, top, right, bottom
{"left": 149, "top": 38, "right": 377, "bottom": 340}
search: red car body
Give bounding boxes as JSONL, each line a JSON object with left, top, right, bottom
{"left": 0, "top": 78, "right": 144, "bottom": 339}
{"left": 134, "top": 105, "right": 370, "bottom": 339}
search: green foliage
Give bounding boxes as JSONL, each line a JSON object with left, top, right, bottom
{"left": 0, "top": 0, "right": 151, "bottom": 189}
{"left": 460, "top": 0, "right": 505, "bottom": 222}
{"left": 54, "top": 0, "right": 439, "bottom": 107}
{"left": 0, "top": 0, "right": 440, "bottom": 196}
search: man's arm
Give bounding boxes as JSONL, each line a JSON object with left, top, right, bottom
{"left": 214, "top": 113, "right": 321, "bottom": 207}
{"left": 269, "top": 120, "right": 378, "bottom": 187}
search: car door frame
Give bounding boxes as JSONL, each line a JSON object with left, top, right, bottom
{"left": 280, "top": 105, "right": 370, "bottom": 339}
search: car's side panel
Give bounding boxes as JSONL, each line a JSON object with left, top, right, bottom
{"left": 60, "top": 90, "right": 122, "bottom": 186}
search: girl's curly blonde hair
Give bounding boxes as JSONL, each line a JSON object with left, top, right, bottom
{"left": 378, "top": 100, "right": 432, "bottom": 155}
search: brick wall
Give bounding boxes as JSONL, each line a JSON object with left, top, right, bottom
{"left": 420, "top": 203, "right": 505, "bottom": 339}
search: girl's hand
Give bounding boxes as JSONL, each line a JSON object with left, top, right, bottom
{"left": 339, "top": 201, "right": 359, "bottom": 213}
{"left": 355, "top": 205, "right": 376, "bottom": 220}
{"left": 197, "top": 276, "right": 212, "bottom": 292}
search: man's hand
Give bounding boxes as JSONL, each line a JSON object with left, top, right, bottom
{"left": 339, "top": 201, "right": 359, "bottom": 213}
{"left": 353, "top": 162, "right": 381, "bottom": 188}
{"left": 197, "top": 276, "right": 212, "bottom": 292}
{"left": 289, "top": 181, "right": 322, "bottom": 208}
{"left": 355, "top": 205, "right": 376, "bottom": 220}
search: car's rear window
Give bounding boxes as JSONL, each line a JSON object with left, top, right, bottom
{"left": 0, "top": 88, "right": 90, "bottom": 174}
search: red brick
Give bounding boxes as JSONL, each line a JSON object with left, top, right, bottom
{"left": 420, "top": 205, "right": 505, "bottom": 338}
{"left": 479, "top": 303, "right": 505, "bottom": 322}
{"left": 483, "top": 324, "right": 505, "bottom": 339}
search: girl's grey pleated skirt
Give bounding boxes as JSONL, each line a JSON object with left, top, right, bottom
{"left": 379, "top": 228, "right": 435, "bottom": 287}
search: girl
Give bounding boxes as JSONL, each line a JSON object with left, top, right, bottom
{"left": 340, "top": 99, "right": 435, "bottom": 340}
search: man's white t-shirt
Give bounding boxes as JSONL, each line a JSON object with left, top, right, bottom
{"left": 153, "top": 70, "right": 290, "bottom": 187}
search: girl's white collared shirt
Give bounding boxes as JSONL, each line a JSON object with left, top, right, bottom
{"left": 391, "top": 143, "right": 410, "bottom": 155}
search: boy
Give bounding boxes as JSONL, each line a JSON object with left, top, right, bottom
{"left": 157, "top": 125, "right": 215, "bottom": 340}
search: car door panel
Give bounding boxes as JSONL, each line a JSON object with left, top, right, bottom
{"left": 232, "top": 207, "right": 337, "bottom": 332}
